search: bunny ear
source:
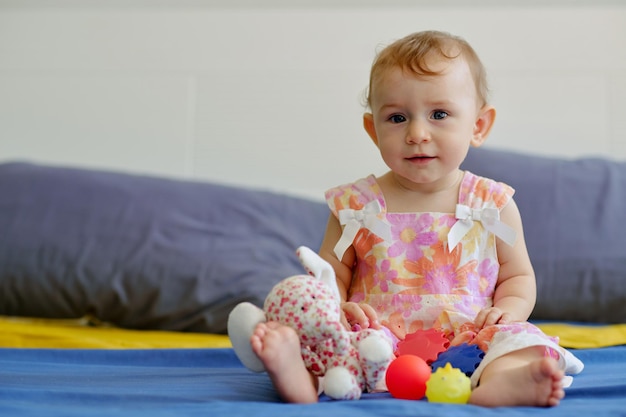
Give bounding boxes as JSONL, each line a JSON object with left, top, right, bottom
{"left": 296, "top": 246, "right": 341, "bottom": 302}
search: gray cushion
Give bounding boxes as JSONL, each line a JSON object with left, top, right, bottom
{"left": 3, "top": 146, "right": 624, "bottom": 330}
{"left": 0, "top": 162, "right": 329, "bottom": 333}
{"left": 462, "top": 147, "right": 626, "bottom": 323}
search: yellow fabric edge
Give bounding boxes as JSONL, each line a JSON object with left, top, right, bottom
{"left": 2, "top": 316, "right": 624, "bottom": 349}
{"left": 537, "top": 322, "right": 626, "bottom": 349}
{"left": 0, "top": 316, "right": 232, "bottom": 349}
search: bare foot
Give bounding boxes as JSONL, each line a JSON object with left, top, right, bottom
{"left": 251, "top": 321, "right": 319, "bottom": 403}
{"left": 470, "top": 357, "right": 565, "bottom": 407}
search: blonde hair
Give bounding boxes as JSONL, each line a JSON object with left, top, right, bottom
{"left": 366, "top": 30, "right": 489, "bottom": 108}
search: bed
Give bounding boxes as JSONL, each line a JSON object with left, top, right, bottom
{"left": 1, "top": 147, "right": 626, "bottom": 416}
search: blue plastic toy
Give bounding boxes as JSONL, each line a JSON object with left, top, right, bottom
{"left": 431, "top": 343, "right": 484, "bottom": 377}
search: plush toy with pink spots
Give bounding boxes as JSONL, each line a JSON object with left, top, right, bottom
{"left": 227, "top": 246, "right": 395, "bottom": 400}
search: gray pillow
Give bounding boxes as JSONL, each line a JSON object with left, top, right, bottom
{"left": 3, "top": 147, "right": 623, "bottom": 329}
{"left": 0, "top": 162, "right": 329, "bottom": 333}
{"left": 462, "top": 147, "right": 626, "bottom": 323}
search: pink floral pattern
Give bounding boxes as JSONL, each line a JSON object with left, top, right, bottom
{"left": 325, "top": 172, "right": 557, "bottom": 353}
{"left": 263, "top": 272, "right": 394, "bottom": 399}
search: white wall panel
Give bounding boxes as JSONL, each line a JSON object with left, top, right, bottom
{"left": 488, "top": 72, "right": 609, "bottom": 158}
{"left": 0, "top": 74, "right": 192, "bottom": 176}
{"left": 0, "top": 1, "right": 625, "bottom": 199}
{"left": 193, "top": 69, "right": 387, "bottom": 198}
{"left": 609, "top": 73, "right": 626, "bottom": 158}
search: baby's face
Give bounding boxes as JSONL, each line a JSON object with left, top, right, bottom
{"left": 367, "top": 57, "right": 484, "bottom": 191}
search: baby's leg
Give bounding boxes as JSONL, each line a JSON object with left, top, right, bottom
{"left": 251, "top": 321, "right": 319, "bottom": 403}
{"left": 470, "top": 346, "right": 565, "bottom": 407}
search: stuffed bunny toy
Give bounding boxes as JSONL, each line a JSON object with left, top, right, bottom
{"left": 227, "top": 246, "right": 395, "bottom": 400}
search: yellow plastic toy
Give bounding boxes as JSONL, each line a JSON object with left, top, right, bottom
{"left": 425, "top": 362, "right": 472, "bottom": 404}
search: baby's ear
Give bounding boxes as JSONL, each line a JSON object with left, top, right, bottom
{"left": 471, "top": 105, "right": 496, "bottom": 147}
{"left": 363, "top": 113, "right": 379, "bottom": 146}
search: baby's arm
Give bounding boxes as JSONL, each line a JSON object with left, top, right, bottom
{"left": 318, "top": 214, "right": 380, "bottom": 330}
{"left": 474, "top": 199, "right": 537, "bottom": 328}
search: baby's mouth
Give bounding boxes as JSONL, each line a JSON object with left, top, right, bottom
{"left": 407, "top": 155, "right": 435, "bottom": 162}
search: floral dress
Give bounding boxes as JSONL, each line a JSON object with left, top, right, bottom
{"left": 325, "top": 172, "right": 583, "bottom": 387}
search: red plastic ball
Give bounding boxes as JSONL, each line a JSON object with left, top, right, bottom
{"left": 385, "top": 354, "right": 432, "bottom": 400}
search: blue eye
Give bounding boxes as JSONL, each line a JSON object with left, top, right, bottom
{"left": 389, "top": 114, "right": 406, "bottom": 123}
{"left": 432, "top": 111, "right": 448, "bottom": 120}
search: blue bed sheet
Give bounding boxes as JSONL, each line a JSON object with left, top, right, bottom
{"left": 1, "top": 347, "right": 625, "bottom": 416}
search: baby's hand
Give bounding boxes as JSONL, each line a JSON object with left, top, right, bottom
{"left": 474, "top": 307, "right": 512, "bottom": 329}
{"left": 340, "top": 301, "right": 380, "bottom": 331}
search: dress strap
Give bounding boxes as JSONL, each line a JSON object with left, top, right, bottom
{"left": 447, "top": 204, "right": 517, "bottom": 251}
{"left": 333, "top": 200, "right": 392, "bottom": 260}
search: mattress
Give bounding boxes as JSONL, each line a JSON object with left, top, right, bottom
{"left": 2, "top": 346, "right": 625, "bottom": 417}
{"left": 1, "top": 317, "right": 625, "bottom": 416}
